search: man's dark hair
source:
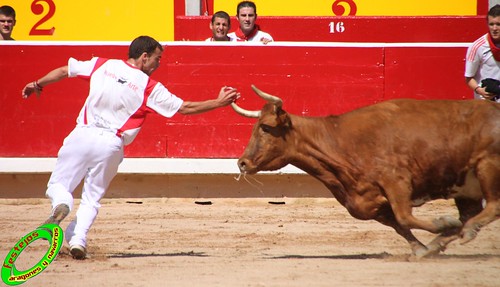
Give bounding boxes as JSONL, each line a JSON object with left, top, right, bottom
{"left": 212, "top": 10, "right": 231, "bottom": 28}
{"left": 0, "top": 5, "right": 16, "bottom": 18}
{"left": 128, "top": 36, "right": 163, "bottom": 59}
{"left": 236, "top": 1, "right": 257, "bottom": 16}
{"left": 488, "top": 4, "right": 500, "bottom": 18}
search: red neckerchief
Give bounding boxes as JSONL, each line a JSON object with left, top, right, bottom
{"left": 487, "top": 33, "right": 500, "bottom": 61}
{"left": 235, "top": 24, "right": 260, "bottom": 41}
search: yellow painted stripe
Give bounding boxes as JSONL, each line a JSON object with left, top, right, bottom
{"left": 215, "top": 0, "right": 477, "bottom": 16}
{"left": 12, "top": 0, "right": 174, "bottom": 41}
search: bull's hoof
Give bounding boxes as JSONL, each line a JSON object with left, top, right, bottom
{"left": 412, "top": 248, "right": 431, "bottom": 260}
{"left": 410, "top": 243, "right": 429, "bottom": 260}
{"left": 424, "top": 243, "right": 445, "bottom": 256}
{"left": 411, "top": 242, "right": 445, "bottom": 260}
{"left": 460, "top": 227, "right": 479, "bottom": 245}
{"left": 432, "top": 216, "right": 463, "bottom": 232}
{"left": 423, "top": 234, "right": 459, "bottom": 257}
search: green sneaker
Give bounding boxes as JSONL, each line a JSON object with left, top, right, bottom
{"left": 43, "top": 204, "right": 70, "bottom": 225}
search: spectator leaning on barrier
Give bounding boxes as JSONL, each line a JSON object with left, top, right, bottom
{"left": 21, "top": 35, "right": 240, "bottom": 260}
{"left": 206, "top": 10, "right": 236, "bottom": 42}
{"left": 465, "top": 4, "right": 500, "bottom": 103}
{"left": 228, "top": 1, "right": 273, "bottom": 44}
{"left": 0, "top": 5, "right": 16, "bottom": 40}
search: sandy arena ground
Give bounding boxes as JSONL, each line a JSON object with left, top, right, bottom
{"left": 1, "top": 196, "right": 499, "bottom": 287}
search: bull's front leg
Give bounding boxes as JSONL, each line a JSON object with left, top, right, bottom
{"left": 374, "top": 205, "right": 429, "bottom": 259}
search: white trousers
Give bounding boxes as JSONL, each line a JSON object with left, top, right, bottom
{"left": 46, "top": 126, "right": 124, "bottom": 248}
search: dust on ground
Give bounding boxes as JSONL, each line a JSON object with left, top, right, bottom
{"left": 1, "top": 197, "right": 498, "bottom": 287}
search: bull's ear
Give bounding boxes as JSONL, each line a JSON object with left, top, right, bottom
{"left": 276, "top": 106, "right": 291, "bottom": 128}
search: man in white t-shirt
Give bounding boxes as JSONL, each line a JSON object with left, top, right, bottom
{"left": 21, "top": 36, "right": 239, "bottom": 260}
{"left": 206, "top": 10, "right": 237, "bottom": 42}
{"left": 465, "top": 4, "right": 500, "bottom": 102}
{"left": 0, "top": 5, "right": 16, "bottom": 40}
{"left": 227, "top": 1, "right": 273, "bottom": 44}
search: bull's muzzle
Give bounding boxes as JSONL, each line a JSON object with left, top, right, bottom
{"left": 237, "top": 158, "right": 250, "bottom": 173}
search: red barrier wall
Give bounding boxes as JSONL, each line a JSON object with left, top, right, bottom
{"left": 175, "top": 16, "right": 485, "bottom": 42}
{"left": 0, "top": 43, "right": 471, "bottom": 158}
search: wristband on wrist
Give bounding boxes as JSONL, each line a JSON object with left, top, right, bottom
{"left": 34, "top": 80, "right": 43, "bottom": 91}
{"left": 474, "top": 86, "right": 480, "bottom": 93}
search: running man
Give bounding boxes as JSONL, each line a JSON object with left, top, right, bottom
{"left": 21, "top": 35, "right": 239, "bottom": 259}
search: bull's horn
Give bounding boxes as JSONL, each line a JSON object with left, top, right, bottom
{"left": 231, "top": 102, "right": 261, "bottom": 118}
{"left": 251, "top": 85, "right": 283, "bottom": 107}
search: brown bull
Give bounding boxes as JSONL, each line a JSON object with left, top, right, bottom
{"left": 232, "top": 85, "right": 500, "bottom": 258}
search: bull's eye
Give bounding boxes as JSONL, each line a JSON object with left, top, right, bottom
{"left": 260, "top": 124, "right": 284, "bottom": 137}
{"left": 261, "top": 125, "right": 271, "bottom": 133}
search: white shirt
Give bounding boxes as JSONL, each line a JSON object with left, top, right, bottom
{"left": 465, "top": 34, "right": 500, "bottom": 102}
{"left": 68, "top": 57, "right": 184, "bottom": 145}
{"left": 227, "top": 30, "right": 273, "bottom": 42}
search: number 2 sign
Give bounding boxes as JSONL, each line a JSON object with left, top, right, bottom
{"left": 29, "top": 0, "right": 55, "bottom": 36}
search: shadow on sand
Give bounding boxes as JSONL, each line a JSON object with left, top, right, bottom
{"left": 269, "top": 252, "right": 500, "bottom": 261}
{"left": 107, "top": 251, "right": 209, "bottom": 259}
